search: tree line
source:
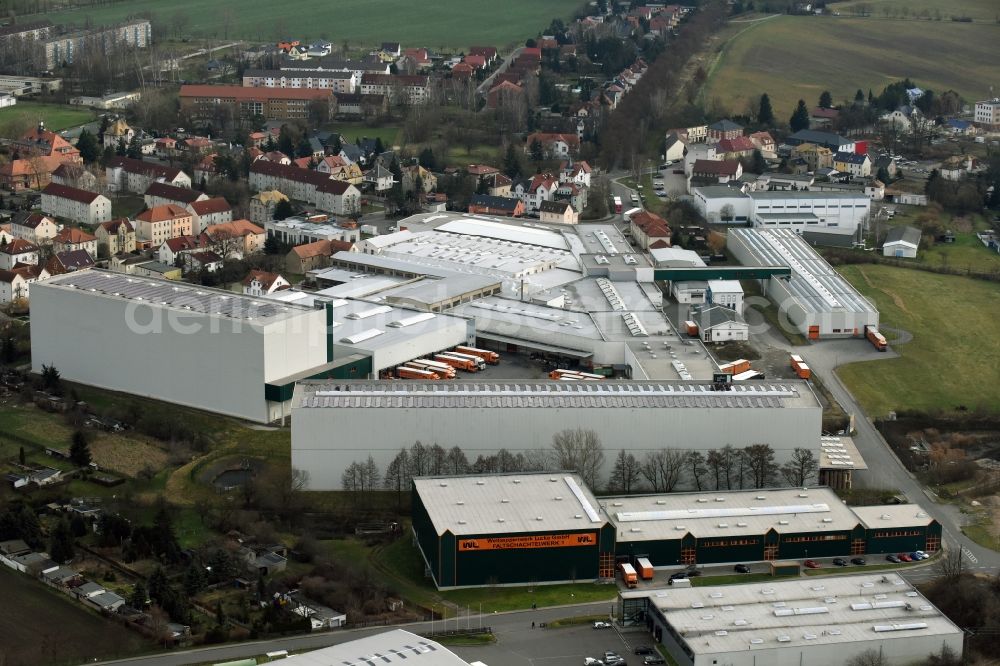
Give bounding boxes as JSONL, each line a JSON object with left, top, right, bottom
{"left": 343, "top": 429, "right": 819, "bottom": 497}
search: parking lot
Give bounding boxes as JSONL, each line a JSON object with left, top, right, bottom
{"left": 452, "top": 622, "right": 650, "bottom": 666}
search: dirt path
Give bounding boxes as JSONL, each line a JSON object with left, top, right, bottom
{"left": 857, "top": 266, "right": 911, "bottom": 314}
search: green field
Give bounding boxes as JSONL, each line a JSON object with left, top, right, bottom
{"left": 0, "top": 101, "right": 95, "bottom": 131}
{"left": 27, "top": 0, "right": 586, "bottom": 47}
{"left": 704, "top": 15, "right": 1000, "bottom": 118}
{"left": 836, "top": 265, "right": 1000, "bottom": 416}
{"left": 835, "top": 0, "right": 1000, "bottom": 21}
{"left": 0, "top": 566, "right": 148, "bottom": 666}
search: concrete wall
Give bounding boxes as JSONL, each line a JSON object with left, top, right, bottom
{"left": 30, "top": 282, "right": 326, "bottom": 422}
{"left": 292, "top": 400, "right": 821, "bottom": 490}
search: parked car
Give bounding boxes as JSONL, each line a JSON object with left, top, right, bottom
{"left": 643, "top": 657, "right": 666, "bottom": 665}
{"left": 604, "top": 652, "right": 626, "bottom": 666}
{"left": 851, "top": 557, "right": 867, "bottom": 566}
{"left": 913, "top": 551, "right": 929, "bottom": 560}
{"left": 584, "top": 658, "right": 605, "bottom": 666}
{"left": 669, "top": 572, "right": 689, "bottom": 580}
{"left": 886, "top": 554, "right": 901, "bottom": 563}
{"left": 634, "top": 646, "right": 654, "bottom": 656}
{"left": 832, "top": 558, "right": 848, "bottom": 567}
{"left": 804, "top": 559, "right": 821, "bottom": 569}
{"left": 897, "top": 553, "right": 912, "bottom": 562}
{"left": 593, "top": 621, "right": 612, "bottom": 630}
{"left": 734, "top": 564, "right": 750, "bottom": 574}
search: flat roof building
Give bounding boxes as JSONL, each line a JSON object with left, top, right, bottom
{"left": 286, "top": 629, "right": 477, "bottom": 666}
{"left": 728, "top": 228, "right": 878, "bottom": 339}
{"left": 622, "top": 573, "right": 961, "bottom": 666}
{"left": 292, "top": 380, "right": 822, "bottom": 491}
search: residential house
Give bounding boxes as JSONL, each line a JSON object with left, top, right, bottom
{"left": 286, "top": 239, "right": 354, "bottom": 274}
{"left": 262, "top": 151, "right": 292, "bottom": 166}
{"left": 883, "top": 225, "right": 921, "bottom": 258}
{"left": 690, "top": 159, "right": 742, "bottom": 185}
{"left": 41, "top": 183, "right": 111, "bottom": 226}
{"left": 513, "top": 173, "right": 560, "bottom": 211}
{"left": 88, "top": 591, "right": 126, "bottom": 613}
{"left": 45, "top": 249, "right": 95, "bottom": 275}
{"left": 400, "top": 164, "right": 436, "bottom": 194}
{"left": 51, "top": 163, "right": 98, "bottom": 191}
{"left": 467, "top": 194, "right": 525, "bottom": 217}
{"left": 559, "top": 160, "right": 592, "bottom": 188}
{"left": 555, "top": 182, "right": 588, "bottom": 212}
{"left": 188, "top": 197, "right": 233, "bottom": 234}
{"left": 359, "top": 73, "right": 430, "bottom": 105}
{"left": 481, "top": 172, "right": 512, "bottom": 197}
{"left": 974, "top": 99, "right": 1000, "bottom": 130}
{"left": 10, "top": 212, "right": 59, "bottom": 244}
{"left": 944, "top": 119, "right": 976, "bottom": 136}
{"left": 715, "top": 136, "right": 755, "bottom": 160}
{"left": 363, "top": 163, "right": 395, "bottom": 191}
{"left": 179, "top": 85, "right": 336, "bottom": 123}
{"left": 486, "top": 80, "right": 524, "bottom": 109}
{"left": 338, "top": 143, "right": 365, "bottom": 165}
{"left": 249, "top": 160, "right": 334, "bottom": 204}
{"left": 469, "top": 46, "right": 498, "bottom": 63}
{"left": 790, "top": 143, "right": 834, "bottom": 172}
{"left": 833, "top": 152, "right": 872, "bottom": 177}
{"left": 539, "top": 200, "right": 578, "bottom": 225}
{"left": 318, "top": 160, "right": 364, "bottom": 185}
{"left": 0, "top": 122, "right": 81, "bottom": 191}
{"left": 0, "top": 238, "right": 40, "bottom": 269}
{"left": 102, "top": 117, "right": 134, "bottom": 149}
{"left": 73, "top": 581, "right": 107, "bottom": 601}
{"left": 525, "top": 132, "right": 580, "bottom": 159}
{"left": 249, "top": 190, "right": 289, "bottom": 226}
{"left": 135, "top": 204, "right": 193, "bottom": 246}
{"left": 451, "top": 62, "right": 475, "bottom": 80}
{"left": 707, "top": 119, "right": 743, "bottom": 142}
{"left": 184, "top": 251, "right": 224, "bottom": 273}
{"left": 316, "top": 179, "right": 362, "bottom": 216}
{"left": 95, "top": 218, "right": 136, "bottom": 256}
{"left": 748, "top": 131, "right": 776, "bottom": 157}
{"left": 243, "top": 270, "right": 290, "bottom": 296}
{"left": 873, "top": 155, "right": 897, "bottom": 179}
{"left": 785, "top": 129, "right": 855, "bottom": 153}
{"left": 156, "top": 235, "right": 207, "bottom": 266}
{"left": 0, "top": 224, "right": 10, "bottom": 246}
{"left": 205, "top": 219, "right": 266, "bottom": 257}
{"left": 940, "top": 155, "right": 977, "bottom": 181}
{"left": 664, "top": 133, "right": 686, "bottom": 162}
{"left": 52, "top": 226, "right": 98, "bottom": 258}
{"left": 154, "top": 137, "right": 177, "bottom": 158}
{"left": 809, "top": 107, "right": 839, "bottom": 128}
{"left": 42, "top": 565, "right": 80, "bottom": 586}
{"left": 0, "top": 265, "right": 46, "bottom": 303}
{"left": 629, "top": 210, "right": 672, "bottom": 250}
{"left": 144, "top": 181, "right": 208, "bottom": 209}
{"left": 181, "top": 137, "right": 214, "bottom": 155}
{"left": 287, "top": 592, "right": 347, "bottom": 630}
{"left": 880, "top": 108, "right": 915, "bottom": 131}
{"left": 105, "top": 157, "right": 191, "bottom": 193}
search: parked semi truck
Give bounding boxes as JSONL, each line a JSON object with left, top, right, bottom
{"left": 434, "top": 353, "right": 484, "bottom": 372}
{"left": 405, "top": 359, "right": 456, "bottom": 379}
{"left": 732, "top": 370, "right": 764, "bottom": 381}
{"left": 454, "top": 345, "right": 500, "bottom": 365}
{"left": 865, "top": 325, "right": 887, "bottom": 352}
{"left": 719, "top": 359, "right": 751, "bottom": 375}
{"left": 549, "top": 369, "right": 604, "bottom": 380}
{"left": 440, "top": 351, "right": 487, "bottom": 371}
{"left": 397, "top": 367, "right": 440, "bottom": 380}
{"left": 619, "top": 562, "right": 638, "bottom": 588}
{"left": 684, "top": 320, "right": 699, "bottom": 337}
{"left": 636, "top": 557, "right": 654, "bottom": 581}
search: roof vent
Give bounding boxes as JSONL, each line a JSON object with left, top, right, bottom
{"left": 737, "top": 522, "right": 748, "bottom": 527}
{"left": 630, "top": 527, "right": 642, "bottom": 533}
{"left": 691, "top": 602, "right": 705, "bottom": 609}
{"left": 778, "top": 520, "right": 789, "bottom": 525}
{"left": 714, "top": 631, "right": 728, "bottom": 637}
{"left": 536, "top": 516, "right": 544, "bottom": 521}
{"left": 750, "top": 638, "right": 763, "bottom": 645}
{"left": 756, "top": 496, "right": 766, "bottom": 500}
{"left": 439, "top": 482, "right": 448, "bottom": 487}
{"left": 804, "top": 633, "right": 817, "bottom": 640}
{"left": 697, "top": 498, "right": 708, "bottom": 503}
{"left": 715, "top": 497, "right": 725, "bottom": 502}
{"left": 456, "top": 501, "right": 464, "bottom": 506}
{"left": 555, "top": 496, "right": 563, "bottom": 501}
{"left": 497, "top": 518, "right": 505, "bottom": 523}
{"left": 501, "top": 499, "right": 510, "bottom": 503}
{"left": 710, "top": 592, "right": 724, "bottom": 599}
{"left": 880, "top": 514, "right": 891, "bottom": 520}
{"left": 734, "top": 619, "right": 748, "bottom": 626}
{"left": 824, "top": 597, "right": 837, "bottom": 604}
{"left": 822, "top": 518, "right": 833, "bottom": 523}
{"left": 513, "top": 479, "right": 521, "bottom": 484}
{"left": 675, "top": 525, "right": 686, "bottom": 530}
{"left": 777, "top": 636, "right": 791, "bottom": 643}
{"left": 458, "top": 520, "right": 467, "bottom": 525}
{"left": 549, "top": 477, "right": 557, "bottom": 482}
{"left": 476, "top": 480, "right": 485, "bottom": 485}
{"left": 575, "top": 514, "right": 583, "bottom": 519}
{"left": 613, "top": 502, "right": 623, "bottom": 507}
{"left": 656, "top": 500, "right": 666, "bottom": 505}
{"left": 811, "top": 586, "right": 825, "bottom": 591}
{"left": 829, "top": 629, "right": 842, "bottom": 636}
{"left": 798, "top": 493, "right": 809, "bottom": 498}
{"left": 701, "top": 614, "right": 714, "bottom": 620}
{"left": 718, "top": 523, "right": 728, "bottom": 528}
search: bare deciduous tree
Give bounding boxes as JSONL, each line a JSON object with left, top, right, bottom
{"left": 608, "top": 450, "right": 642, "bottom": 493}
{"left": 641, "top": 449, "right": 686, "bottom": 492}
{"left": 686, "top": 451, "right": 707, "bottom": 491}
{"left": 846, "top": 648, "right": 887, "bottom": 666}
{"left": 780, "top": 447, "right": 819, "bottom": 487}
{"left": 934, "top": 547, "right": 964, "bottom": 581}
{"left": 551, "top": 428, "right": 605, "bottom": 488}
{"left": 744, "top": 444, "right": 777, "bottom": 489}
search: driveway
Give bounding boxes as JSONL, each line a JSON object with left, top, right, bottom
{"left": 748, "top": 325, "right": 1000, "bottom": 574}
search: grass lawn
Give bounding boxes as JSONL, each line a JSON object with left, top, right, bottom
{"left": 0, "top": 101, "right": 94, "bottom": 131}
{"left": 334, "top": 124, "right": 403, "bottom": 147}
{"left": 432, "top": 633, "right": 496, "bottom": 646}
{"left": 705, "top": 15, "right": 1000, "bottom": 118}
{"left": 803, "top": 561, "right": 922, "bottom": 576}
{"left": 835, "top": 265, "right": 1000, "bottom": 415}
{"left": 878, "top": 212, "right": 1000, "bottom": 275}
{"left": 690, "top": 572, "right": 776, "bottom": 586}
{"left": 545, "top": 614, "right": 607, "bottom": 628}
{"left": 0, "top": 566, "right": 149, "bottom": 665}
{"left": 962, "top": 522, "right": 999, "bottom": 552}
{"left": 111, "top": 194, "right": 147, "bottom": 219}
{"left": 28, "top": 0, "right": 585, "bottom": 47}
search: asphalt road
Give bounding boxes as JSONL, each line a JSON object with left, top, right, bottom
{"left": 90, "top": 601, "right": 617, "bottom": 666}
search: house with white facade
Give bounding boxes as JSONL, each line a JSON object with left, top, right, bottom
{"left": 242, "top": 270, "right": 290, "bottom": 296}
{"left": 10, "top": 212, "right": 59, "bottom": 244}
{"left": 105, "top": 157, "right": 190, "bottom": 193}
{"left": 188, "top": 197, "right": 233, "bottom": 234}
{"left": 52, "top": 227, "right": 98, "bottom": 258}
{"left": 41, "top": 183, "right": 111, "bottom": 226}
{"left": 0, "top": 238, "right": 40, "bottom": 269}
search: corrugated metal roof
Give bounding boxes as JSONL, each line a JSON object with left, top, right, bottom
{"left": 284, "top": 629, "right": 471, "bottom": 666}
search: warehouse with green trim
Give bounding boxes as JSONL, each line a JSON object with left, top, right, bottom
{"left": 411, "top": 474, "right": 941, "bottom": 589}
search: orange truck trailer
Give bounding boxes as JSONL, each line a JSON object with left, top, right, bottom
{"left": 865, "top": 325, "right": 887, "bottom": 352}
{"left": 405, "top": 359, "right": 456, "bottom": 379}
{"left": 434, "top": 353, "right": 483, "bottom": 372}
{"left": 397, "top": 366, "right": 440, "bottom": 380}
{"left": 619, "top": 562, "right": 638, "bottom": 588}
{"left": 454, "top": 345, "right": 500, "bottom": 365}
{"left": 789, "top": 354, "right": 811, "bottom": 379}
{"left": 636, "top": 557, "right": 654, "bottom": 581}
{"left": 719, "top": 359, "right": 752, "bottom": 375}
{"left": 440, "top": 351, "right": 487, "bottom": 371}
{"left": 684, "top": 320, "right": 699, "bottom": 337}
{"left": 549, "top": 369, "right": 604, "bottom": 380}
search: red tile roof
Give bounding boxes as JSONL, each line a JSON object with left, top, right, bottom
{"left": 54, "top": 227, "right": 97, "bottom": 244}
{"left": 42, "top": 182, "right": 103, "bottom": 204}
{"left": 180, "top": 84, "right": 333, "bottom": 101}
{"left": 1, "top": 238, "right": 39, "bottom": 255}
{"left": 692, "top": 159, "right": 740, "bottom": 176}
{"left": 137, "top": 203, "right": 191, "bottom": 223}
{"left": 106, "top": 156, "right": 185, "bottom": 181}
{"left": 144, "top": 181, "right": 204, "bottom": 204}
{"left": 251, "top": 160, "right": 331, "bottom": 186}
{"left": 290, "top": 239, "right": 353, "bottom": 259}
{"left": 189, "top": 197, "right": 232, "bottom": 215}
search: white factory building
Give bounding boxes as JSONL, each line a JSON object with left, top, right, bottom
{"left": 30, "top": 270, "right": 328, "bottom": 423}
{"left": 691, "top": 186, "right": 871, "bottom": 243}
{"left": 623, "top": 573, "right": 962, "bottom": 666}
{"left": 291, "top": 380, "right": 822, "bottom": 490}
{"left": 728, "top": 228, "right": 878, "bottom": 339}
{"left": 287, "top": 629, "right": 476, "bottom": 666}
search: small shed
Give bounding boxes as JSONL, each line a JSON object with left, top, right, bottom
{"left": 883, "top": 225, "right": 921, "bottom": 258}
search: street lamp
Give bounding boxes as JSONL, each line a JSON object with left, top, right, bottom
{"left": 431, "top": 603, "right": 436, "bottom": 635}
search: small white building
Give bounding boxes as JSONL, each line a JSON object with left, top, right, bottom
{"left": 694, "top": 304, "right": 749, "bottom": 342}
{"left": 706, "top": 279, "right": 744, "bottom": 313}
{"left": 41, "top": 183, "right": 111, "bottom": 226}
{"left": 243, "top": 270, "right": 290, "bottom": 296}
{"left": 883, "top": 225, "right": 921, "bottom": 258}
{"left": 10, "top": 212, "right": 59, "bottom": 244}
{"left": 539, "top": 200, "right": 578, "bottom": 225}
{"left": 0, "top": 238, "right": 40, "bottom": 269}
